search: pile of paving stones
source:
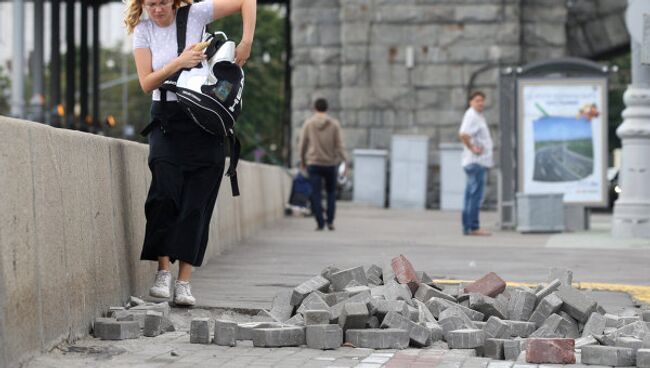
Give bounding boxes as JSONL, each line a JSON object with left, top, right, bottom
{"left": 190, "top": 255, "right": 650, "bottom": 367}
{"left": 93, "top": 296, "right": 175, "bottom": 340}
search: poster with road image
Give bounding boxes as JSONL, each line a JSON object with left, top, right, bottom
{"left": 518, "top": 79, "right": 607, "bottom": 206}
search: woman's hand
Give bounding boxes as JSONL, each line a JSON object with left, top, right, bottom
{"left": 176, "top": 44, "right": 206, "bottom": 69}
{"left": 235, "top": 40, "right": 252, "bottom": 67}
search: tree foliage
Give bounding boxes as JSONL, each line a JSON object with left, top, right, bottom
{"left": 0, "top": 66, "right": 11, "bottom": 115}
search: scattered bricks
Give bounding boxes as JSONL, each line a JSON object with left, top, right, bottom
{"left": 380, "top": 311, "right": 430, "bottom": 346}
{"left": 391, "top": 255, "right": 420, "bottom": 293}
{"left": 617, "top": 316, "right": 641, "bottom": 328}
{"left": 414, "top": 299, "right": 436, "bottom": 323}
{"left": 505, "top": 321, "right": 536, "bottom": 338}
{"left": 330, "top": 266, "right": 368, "bottom": 292}
{"left": 94, "top": 318, "right": 140, "bottom": 340}
{"left": 605, "top": 313, "right": 621, "bottom": 328}
{"left": 531, "top": 314, "right": 563, "bottom": 338}
{"left": 407, "top": 305, "right": 419, "bottom": 322}
{"left": 469, "top": 293, "right": 507, "bottom": 320}
{"left": 346, "top": 328, "right": 410, "bottom": 349}
{"left": 367, "top": 316, "right": 380, "bottom": 328}
{"left": 504, "top": 339, "right": 525, "bottom": 361}
{"left": 306, "top": 324, "right": 342, "bottom": 350}
{"left": 285, "top": 313, "right": 305, "bottom": 326}
{"left": 314, "top": 291, "right": 338, "bottom": 307}
{"left": 320, "top": 265, "right": 340, "bottom": 282}
{"left": 616, "top": 336, "right": 644, "bottom": 352}
{"left": 555, "top": 285, "right": 596, "bottom": 323}
{"left": 485, "top": 338, "right": 508, "bottom": 359}
{"left": 440, "top": 307, "right": 477, "bottom": 329}
{"left": 297, "top": 292, "right": 330, "bottom": 315}
{"left": 304, "top": 310, "right": 331, "bottom": 325}
{"left": 345, "top": 285, "right": 371, "bottom": 296}
{"left": 447, "top": 329, "right": 486, "bottom": 349}
{"left": 643, "top": 310, "right": 650, "bottom": 322}
{"left": 369, "top": 299, "right": 409, "bottom": 319}
{"left": 529, "top": 293, "right": 563, "bottom": 327}
{"left": 535, "top": 279, "right": 561, "bottom": 302}
{"left": 638, "top": 349, "right": 650, "bottom": 368}
{"left": 130, "top": 302, "right": 170, "bottom": 318}
{"left": 485, "top": 316, "right": 511, "bottom": 339}
{"left": 557, "top": 312, "right": 579, "bottom": 338}
{"left": 214, "top": 320, "right": 237, "bottom": 347}
{"left": 526, "top": 338, "right": 575, "bottom": 364}
{"left": 507, "top": 290, "right": 536, "bottom": 321}
{"left": 338, "top": 302, "right": 369, "bottom": 331}
{"left": 425, "top": 321, "right": 444, "bottom": 343}
{"left": 251, "top": 326, "right": 306, "bottom": 347}
{"left": 617, "top": 320, "right": 650, "bottom": 339}
{"left": 547, "top": 268, "right": 573, "bottom": 286}
{"left": 582, "top": 312, "right": 607, "bottom": 337}
{"left": 332, "top": 291, "right": 350, "bottom": 305}
{"left": 463, "top": 272, "right": 506, "bottom": 298}
{"left": 415, "top": 283, "right": 457, "bottom": 303}
{"left": 440, "top": 315, "right": 475, "bottom": 338}
{"left": 329, "top": 290, "right": 370, "bottom": 323}
{"left": 581, "top": 345, "right": 636, "bottom": 366}
{"left": 384, "top": 280, "right": 415, "bottom": 306}
{"left": 143, "top": 311, "right": 164, "bottom": 337}
{"left": 575, "top": 335, "right": 598, "bottom": 348}
{"left": 291, "top": 275, "right": 330, "bottom": 306}
{"left": 427, "top": 297, "right": 484, "bottom": 321}
{"left": 269, "top": 290, "right": 294, "bottom": 322}
{"left": 236, "top": 322, "right": 283, "bottom": 340}
{"left": 190, "top": 318, "right": 211, "bottom": 344}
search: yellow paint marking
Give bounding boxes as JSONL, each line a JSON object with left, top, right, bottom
{"left": 431, "top": 279, "right": 650, "bottom": 304}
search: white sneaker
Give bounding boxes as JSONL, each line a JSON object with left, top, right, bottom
{"left": 174, "top": 281, "right": 196, "bottom": 306}
{"left": 149, "top": 270, "right": 172, "bottom": 298}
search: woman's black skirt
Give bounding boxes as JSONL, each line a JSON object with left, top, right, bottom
{"left": 140, "top": 101, "right": 225, "bottom": 267}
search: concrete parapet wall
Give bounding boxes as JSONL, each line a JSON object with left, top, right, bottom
{"left": 0, "top": 117, "right": 291, "bottom": 368}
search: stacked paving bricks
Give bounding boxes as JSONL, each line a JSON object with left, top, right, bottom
{"left": 93, "top": 296, "right": 175, "bottom": 340}
{"left": 189, "top": 255, "right": 650, "bottom": 368}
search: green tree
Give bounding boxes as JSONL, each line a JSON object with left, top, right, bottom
{"left": 0, "top": 66, "right": 11, "bottom": 115}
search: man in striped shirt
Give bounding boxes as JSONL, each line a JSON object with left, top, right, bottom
{"left": 459, "top": 91, "right": 494, "bottom": 236}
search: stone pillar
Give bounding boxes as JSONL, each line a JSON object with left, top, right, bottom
{"left": 11, "top": 0, "right": 25, "bottom": 118}
{"left": 612, "top": 38, "right": 650, "bottom": 238}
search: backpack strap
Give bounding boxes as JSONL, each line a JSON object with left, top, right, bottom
{"left": 157, "top": 5, "right": 191, "bottom": 102}
{"left": 226, "top": 133, "right": 241, "bottom": 197}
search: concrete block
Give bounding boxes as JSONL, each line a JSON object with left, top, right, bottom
{"left": 382, "top": 259, "right": 396, "bottom": 284}
{"left": 345, "top": 328, "right": 410, "bottom": 349}
{"left": 190, "top": 318, "right": 211, "bottom": 344}
{"left": 425, "top": 321, "right": 444, "bottom": 343}
{"left": 526, "top": 338, "right": 575, "bottom": 364}
{"left": 485, "top": 316, "right": 511, "bottom": 339}
{"left": 93, "top": 319, "right": 140, "bottom": 340}
{"left": 414, "top": 299, "right": 436, "bottom": 323}
{"left": 143, "top": 311, "right": 164, "bottom": 337}
{"left": 297, "top": 292, "right": 329, "bottom": 315}
{"left": 485, "top": 338, "right": 508, "bottom": 359}
{"left": 338, "top": 302, "right": 369, "bottom": 331}
{"left": 463, "top": 272, "right": 506, "bottom": 297}
{"left": 306, "top": 324, "right": 342, "bottom": 349}
{"left": 506, "top": 320, "right": 536, "bottom": 338}
{"left": 617, "top": 316, "right": 641, "bottom": 328}
{"left": 214, "top": 320, "right": 237, "bottom": 347}
{"left": 427, "top": 297, "right": 484, "bottom": 321}
{"left": 236, "top": 322, "right": 284, "bottom": 340}
{"left": 557, "top": 312, "right": 579, "bottom": 338}
{"left": 576, "top": 335, "right": 598, "bottom": 348}
{"left": 529, "top": 293, "right": 563, "bottom": 327}
{"left": 345, "top": 285, "right": 372, "bottom": 296}
{"left": 329, "top": 290, "right": 370, "bottom": 323}
{"left": 605, "top": 313, "right": 621, "bottom": 328}
{"left": 474, "top": 321, "right": 487, "bottom": 329}
{"left": 285, "top": 313, "right": 305, "bottom": 326}
{"left": 615, "top": 336, "right": 644, "bottom": 354}
{"left": 582, "top": 312, "right": 606, "bottom": 337}
{"left": 330, "top": 266, "right": 368, "bottom": 292}
{"left": 555, "top": 285, "right": 596, "bottom": 323}
{"left": 617, "top": 320, "right": 650, "bottom": 339}
{"left": 645, "top": 335, "right": 650, "bottom": 348}
{"left": 531, "top": 314, "right": 563, "bottom": 338}
{"left": 581, "top": 345, "right": 636, "bottom": 366}
{"left": 291, "top": 275, "right": 330, "bottom": 306}
{"left": 320, "top": 265, "right": 340, "bottom": 282}
{"left": 415, "top": 283, "right": 457, "bottom": 303}
{"left": 407, "top": 305, "right": 419, "bottom": 322}
{"left": 504, "top": 339, "right": 525, "bottom": 360}
{"left": 366, "top": 264, "right": 383, "bottom": 282}
{"left": 367, "top": 316, "right": 380, "bottom": 328}
{"left": 130, "top": 302, "right": 170, "bottom": 318}
{"left": 251, "top": 327, "right": 306, "bottom": 347}
{"left": 369, "top": 298, "right": 409, "bottom": 318}
{"left": 441, "top": 307, "right": 477, "bottom": 329}
{"left": 270, "top": 290, "right": 294, "bottom": 322}
{"left": 642, "top": 311, "right": 650, "bottom": 323}
{"left": 116, "top": 310, "right": 147, "bottom": 328}
{"left": 507, "top": 290, "right": 537, "bottom": 321}
{"left": 637, "top": 349, "right": 650, "bottom": 368}
{"left": 384, "top": 280, "right": 415, "bottom": 306}
{"left": 312, "top": 290, "right": 337, "bottom": 307}
{"left": 391, "top": 254, "right": 420, "bottom": 293}
{"left": 462, "top": 357, "right": 492, "bottom": 368}
{"left": 447, "top": 329, "right": 485, "bottom": 349}
{"left": 380, "top": 311, "right": 430, "bottom": 346}
{"left": 416, "top": 271, "right": 433, "bottom": 284}
{"left": 535, "top": 279, "right": 561, "bottom": 303}
{"left": 304, "top": 310, "right": 331, "bottom": 325}
{"left": 469, "top": 293, "right": 507, "bottom": 319}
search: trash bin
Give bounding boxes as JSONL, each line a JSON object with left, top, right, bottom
{"left": 353, "top": 149, "right": 388, "bottom": 207}
{"left": 516, "top": 192, "right": 564, "bottom": 233}
{"left": 439, "top": 143, "right": 466, "bottom": 210}
{"left": 390, "top": 135, "right": 429, "bottom": 209}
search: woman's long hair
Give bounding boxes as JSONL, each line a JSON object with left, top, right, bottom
{"left": 124, "top": 0, "right": 192, "bottom": 34}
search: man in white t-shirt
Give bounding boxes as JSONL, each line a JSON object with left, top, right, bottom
{"left": 458, "top": 91, "right": 493, "bottom": 236}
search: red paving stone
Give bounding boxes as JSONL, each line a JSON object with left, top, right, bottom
{"left": 463, "top": 272, "right": 507, "bottom": 297}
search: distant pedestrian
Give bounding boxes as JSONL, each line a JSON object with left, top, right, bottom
{"left": 459, "top": 91, "right": 493, "bottom": 236}
{"left": 298, "top": 98, "right": 348, "bottom": 231}
{"left": 126, "top": 0, "right": 256, "bottom": 305}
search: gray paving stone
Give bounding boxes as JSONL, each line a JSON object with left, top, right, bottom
{"left": 485, "top": 338, "right": 508, "bottom": 359}
{"left": 251, "top": 326, "right": 306, "bottom": 347}
{"left": 338, "top": 302, "right": 369, "bottom": 331}
{"left": 485, "top": 316, "right": 511, "bottom": 339}
{"left": 130, "top": 302, "right": 171, "bottom": 318}
{"left": 638, "top": 349, "right": 650, "bottom": 368}
{"left": 330, "top": 266, "right": 368, "bottom": 292}
{"left": 426, "top": 297, "right": 484, "bottom": 321}
{"left": 313, "top": 290, "right": 338, "bottom": 307}
{"left": 305, "top": 324, "right": 342, "bottom": 350}
{"left": 462, "top": 357, "right": 492, "bottom": 368}
{"left": 368, "top": 298, "right": 408, "bottom": 319}
{"left": 557, "top": 312, "right": 579, "bottom": 338}
{"left": 94, "top": 318, "right": 140, "bottom": 340}
{"left": 581, "top": 345, "right": 635, "bottom": 366}
{"left": 531, "top": 314, "right": 563, "bottom": 338}
{"left": 366, "top": 315, "right": 380, "bottom": 328}
{"left": 605, "top": 313, "right": 621, "bottom": 328}
{"left": 555, "top": 286, "right": 597, "bottom": 323}
{"left": 488, "top": 361, "right": 514, "bottom": 368}
{"left": 345, "top": 285, "right": 371, "bottom": 296}
{"left": 384, "top": 280, "right": 414, "bottom": 306}
{"left": 504, "top": 339, "right": 526, "bottom": 361}
{"left": 304, "top": 310, "right": 331, "bottom": 325}
{"left": 506, "top": 320, "right": 536, "bottom": 338}
{"left": 508, "top": 290, "right": 537, "bottom": 321}
{"left": 617, "top": 316, "right": 640, "bottom": 328}
{"left": 236, "top": 322, "right": 284, "bottom": 340}
{"left": 329, "top": 290, "right": 371, "bottom": 323}
{"left": 529, "top": 293, "right": 563, "bottom": 328}
{"left": 425, "top": 321, "right": 444, "bottom": 343}
{"left": 447, "top": 329, "right": 485, "bottom": 349}
{"left": 214, "top": 319, "right": 237, "bottom": 347}
{"left": 345, "top": 328, "right": 409, "bottom": 349}
{"left": 291, "top": 275, "right": 331, "bottom": 306}
{"left": 270, "top": 289, "right": 294, "bottom": 321}
{"left": 413, "top": 298, "right": 436, "bottom": 323}
{"left": 286, "top": 313, "right": 306, "bottom": 326}
{"left": 470, "top": 293, "right": 507, "bottom": 320}
{"left": 320, "top": 265, "right": 340, "bottom": 282}
{"left": 415, "top": 283, "right": 457, "bottom": 303}
{"left": 366, "top": 264, "right": 383, "bottom": 281}
{"left": 380, "top": 311, "right": 430, "bottom": 346}
{"left": 615, "top": 336, "right": 644, "bottom": 354}
{"left": 143, "top": 311, "right": 164, "bottom": 337}
{"left": 642, "top": 311, "right": 650, "bottom": 322}
{"left": 575, "top": 335, "right": 599, "bottom": 348}
{"left": 582, "top": 312, "right": 606, "bottom": 337}
{"left": 190, "top": 318, "right": 211, "bottom": 344}
{"left": 297, "top": 292, "right": 330, "bottom": 315}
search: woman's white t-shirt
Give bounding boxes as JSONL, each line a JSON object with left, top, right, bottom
{"left": 133, "top": 2, "right": 213, "bottom": 101}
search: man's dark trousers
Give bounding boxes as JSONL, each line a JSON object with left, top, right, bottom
{"left": 307, "top": 165, "right": 337, "bottom": 229}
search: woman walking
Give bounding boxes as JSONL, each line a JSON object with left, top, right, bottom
{"left": 125, "top": 0, "right": 256, "bottom": 305}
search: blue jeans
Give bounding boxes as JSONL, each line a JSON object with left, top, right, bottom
{"left": 462, "top": 163, "right": 487, "bottom": 234}
{"left": 308, "top": 165, "right": 337, "bottom": 228}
